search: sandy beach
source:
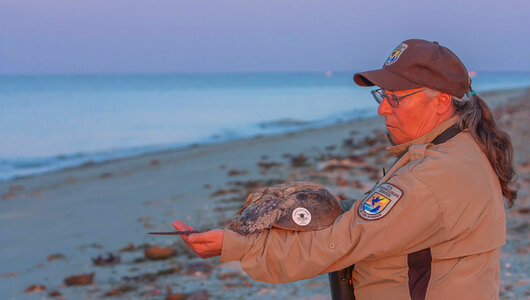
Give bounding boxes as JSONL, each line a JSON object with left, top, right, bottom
{"left": 1, "top": 88, "right": 529, "bottom": 299}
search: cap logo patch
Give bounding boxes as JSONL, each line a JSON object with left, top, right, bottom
{"left": 358, "top": 183, "right": 403, "bottom": 220}
{"left": 385, "top": 43, "right": 408, "bottom": 66}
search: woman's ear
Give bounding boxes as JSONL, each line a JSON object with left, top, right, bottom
{"left": 435, "top": 92, "right": 454, "bottom": 115}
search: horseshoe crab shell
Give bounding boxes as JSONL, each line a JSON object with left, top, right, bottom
{"left": 228, "top": 181, "right": 344, "bottom": 235}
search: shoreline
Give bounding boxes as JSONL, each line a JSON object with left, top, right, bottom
{"left": 2, "top": 86, "right": 528, "bottom": 185}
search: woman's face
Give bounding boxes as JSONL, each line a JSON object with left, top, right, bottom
{"left": 377, "top": 88, "right": 440, "bottom": 145}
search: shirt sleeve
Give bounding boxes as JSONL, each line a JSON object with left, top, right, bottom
{"left": 220, "top": 172, "right": 447, "bottom": 284}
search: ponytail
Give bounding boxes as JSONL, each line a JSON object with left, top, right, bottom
{"left": 453, "top": 94, "right": 517, "bottom": 207}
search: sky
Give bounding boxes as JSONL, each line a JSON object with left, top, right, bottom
{"left": 1, "top": 0, "right": 529, "bottom": 75}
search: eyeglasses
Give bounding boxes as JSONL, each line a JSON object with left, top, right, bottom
{"left": 371, "top": 88, "right": 426, "bottom": 108}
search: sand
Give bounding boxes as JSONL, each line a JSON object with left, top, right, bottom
{"left": 0, "top": 88, "right": 528, "bottom": 299}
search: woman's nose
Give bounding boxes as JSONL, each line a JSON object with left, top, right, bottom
{"left": 377, "top": 98, "right": 393, "bottom": 116}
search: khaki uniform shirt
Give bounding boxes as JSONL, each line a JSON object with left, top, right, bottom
{"left": 221, "top": 117, "right": 506, "bottom": 300}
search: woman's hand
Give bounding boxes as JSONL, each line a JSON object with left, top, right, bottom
{"left": 172, "top": 220, "right": 224, "bottom": 259}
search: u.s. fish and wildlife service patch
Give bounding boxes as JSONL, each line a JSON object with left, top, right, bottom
{"left": 384, "top": 43, "right": 408, "bottom": 66}
{"left": 358, "top": 183, "right": 403, "bottom": 220}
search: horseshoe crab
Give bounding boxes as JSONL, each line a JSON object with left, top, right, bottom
{"left": 149, "top": 181, "right": 344, "bottom": 236}
{"left": 228, "top": 181, "right": 344, "bottom": 235}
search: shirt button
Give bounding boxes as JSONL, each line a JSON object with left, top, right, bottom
{"left": 329, "top": 243, "right": 335, "bottom": 249}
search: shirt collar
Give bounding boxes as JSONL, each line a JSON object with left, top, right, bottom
{"left": 386, "top": 116, "right": 460, "bottom": 157}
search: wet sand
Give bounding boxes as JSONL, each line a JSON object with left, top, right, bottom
{"left": 0, "top": 88, "right": 528, "bottom": 299}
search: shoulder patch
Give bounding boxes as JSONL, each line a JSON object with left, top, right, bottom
{"left": 358, "top": 183, "right": 403, "bottom": 220}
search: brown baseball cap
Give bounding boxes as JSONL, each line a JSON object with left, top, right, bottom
{"left": 353, "top": 39, "right": 471, "bottom": 98}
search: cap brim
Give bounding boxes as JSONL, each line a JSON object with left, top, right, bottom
{"left": 353, "top": 69, "right": 423, "bottom": 91}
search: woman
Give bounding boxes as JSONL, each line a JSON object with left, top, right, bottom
{"left": 173, "top": 39, "right": 517, "bottom": 300}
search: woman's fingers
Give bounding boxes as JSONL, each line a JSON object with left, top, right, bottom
{"left": 171, "top": 220, "right": 185, "bottom": 230}
{"left": 172, "top": 220, "right": 195, "bottom": 231}
{"left": 188, "top": 229, "right": 224, "bottom": 258}
{"left": 187, "top": 233, "right": 209, "bottom": 243}
{"left": 171, "top": 220, "right": 191, "bottom": 242}
{"left": 169, "top": 224, "right": 224, "bottom": 259}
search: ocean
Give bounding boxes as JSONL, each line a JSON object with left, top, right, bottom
{"left": 1, "top": 71, "right": 530, "bottom": 181}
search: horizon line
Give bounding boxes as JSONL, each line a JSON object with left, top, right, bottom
{"left": 1, "top": 69, "right": 530, "bottom": 77}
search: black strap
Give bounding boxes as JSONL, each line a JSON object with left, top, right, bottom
{"left": 431, "top": 124, "right": 462, "bottom": 145}
{"left": 328, "top": 265, "right": 355, "bottom": 300}
{"left": 328, "top": 123, "right": 462, "bottom": 300}
{"left": 408, "top": 248, "right": 432, "bottom": 300}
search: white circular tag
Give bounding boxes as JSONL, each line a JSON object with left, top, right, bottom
{"left": 292, "top": 207, "right": 311, "bottom": 226}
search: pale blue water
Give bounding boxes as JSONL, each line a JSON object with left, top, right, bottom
{"left": 1, "top": 72, "right": 529, "bottom": 181}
